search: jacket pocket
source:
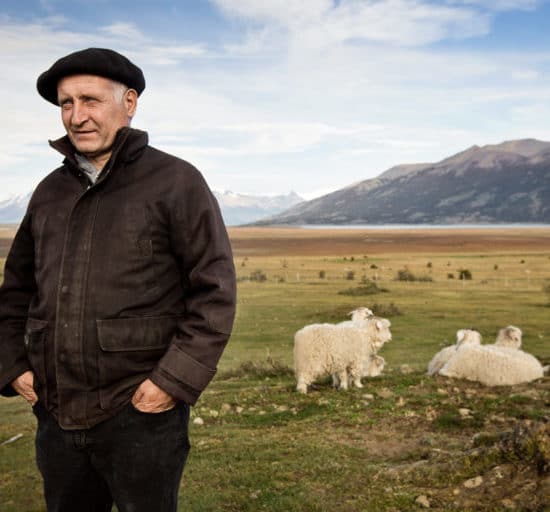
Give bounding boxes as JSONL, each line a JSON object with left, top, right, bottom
{"left": 24, "top": 318, "right": 49, "bottom": 407}
{"left": 96, "top": 315, "right": 178, "bottom": 410}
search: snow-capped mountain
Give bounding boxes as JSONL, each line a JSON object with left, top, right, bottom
{"left": 213, "top": 190, "right": 304, "bottom": 225}
{"left": 0, "top": 190, "right": 304, "bottom": 226}
{"left": 0, "top": 193, "right": 32, "bottom": 223}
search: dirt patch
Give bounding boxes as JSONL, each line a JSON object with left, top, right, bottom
{"left": 228, "top": 226, "right": 550, "bottom": 257}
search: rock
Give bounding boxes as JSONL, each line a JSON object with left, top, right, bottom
{"left": 415, "top": 495, "right": 430, "bottom": 508}
{"left": 400, "top": 364, "right": 413, "bottom": 374}
{"left": 396, "top": 397, "right": 406, "bottom": 407}
{"left": 235, "top": 406, "right": 244, "bottom": 414}
{"left": 276, "top": 405, "right": 289, "bottom": 412}
{"left": 463, "top": 476, "right": 483, "bottom": 489}
{"left": 1, "top": 433, "right": 23, "bottom": 445}
{"left": 193, "top": 417, "right": 204, "bottom": 426}
{"left": 458, "top": 408, "right": 472, "bottom": 418}
{"left": 512, "top": 389, "right": 539, "bottom": 400}
{"left": 221, "top": 403, "right": 232, "bottom": 413}
{"left": 501, "top": 499, "right": 516, "bottom": 510}
{"left": 362, "top": 393, "right": 375, "bottom": 400}
{"left": 377, "top": 388, "right": 394, "bottom": 399}
{"left": 209, "top": 409, "right": 219, "bottom": 418}
{"left": 425, "top": 407, "right": 437, "bottom": 422}
{"left": 437, "top": 388, "right": 448, "bottom": 396}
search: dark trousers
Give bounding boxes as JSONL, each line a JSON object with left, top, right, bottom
{"left": 33, "top": 401, "right": 190, "bottom": 512}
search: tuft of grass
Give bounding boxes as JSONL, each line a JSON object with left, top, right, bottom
{"left": 338, "top": 280, "right": 388, "bottom": 296}
{"left": 218, "top": 357, "right": 294, "bottom": 380}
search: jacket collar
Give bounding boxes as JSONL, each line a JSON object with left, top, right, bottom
{"left": 49, "top": 127, "right": 149, "bottom": 176}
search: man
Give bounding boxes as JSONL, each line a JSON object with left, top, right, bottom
{"left": 0, "top": 48, "right": 236, "bottom": 512}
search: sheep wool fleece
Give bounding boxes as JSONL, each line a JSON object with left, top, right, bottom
{"left": 0, "top": 127, "right": 237, "bottom": 430}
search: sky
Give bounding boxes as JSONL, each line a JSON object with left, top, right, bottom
{"left": 2, "top": 0, "right": 550, "bottom": 201}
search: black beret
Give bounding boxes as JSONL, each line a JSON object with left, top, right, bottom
{"left": 37, "top": 48, "right": 145, "bottom": 105}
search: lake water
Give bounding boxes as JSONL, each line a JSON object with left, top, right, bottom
{"left": 299, "top": 224, "right": 550, "bottom": 230}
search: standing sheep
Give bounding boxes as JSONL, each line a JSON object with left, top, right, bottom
{"left": 438, "top": 344, "right": 544, "bottom": 386}
{"left": 294, "top": 316, "right": 392, "bottom": 394}
{"left": 427, "top": 329, "right": 482, "bottom": 376}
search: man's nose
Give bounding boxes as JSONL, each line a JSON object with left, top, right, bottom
{"left": 71, "top": 103, "right": 88, "bottom": 126}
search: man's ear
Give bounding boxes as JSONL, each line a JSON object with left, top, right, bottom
{"left": 125, "top": 88, "right": 138, "bottom": 118}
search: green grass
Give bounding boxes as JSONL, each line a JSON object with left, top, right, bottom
{"left": 1, "top": 249, "right": 550, "bottom": 511}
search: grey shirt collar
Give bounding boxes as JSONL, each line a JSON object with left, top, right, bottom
{"left": 75, "top": 153, "right": 101, "bottom": 184}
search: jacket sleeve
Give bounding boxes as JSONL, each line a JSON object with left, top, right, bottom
{"left": 0, "top": 212, "right": 36, "bottom": 396}
{"left": 149, "top": 169, "right": 236, "bottom": 404}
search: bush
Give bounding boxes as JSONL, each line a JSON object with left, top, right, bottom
{"left": 371, "top": 302, "right": 403, "bottom": 317}
{"left": 249, "top": 269, "right": 267, "bottom": 282}
{"left": 338, "top": 279, "right": 388, "bottom": 296}
{"left": 447, "top": 273, "right": 454, "bottom": 279}
{"left": 219, "top": 357, "right": 294, "bottom": 379}
{"left": 319, "top": 270, "right": 326, "bottom": 279}
{"left": 370, "top": 264, "right": 378, "bottom": 269}
{"left": 345, "top": 270, "right": 355, "bottom": 280}
{"left": 458, "top": 269, "right": 472, "bottom": 280}
{"left": 395, "top": 268, "right": 433, "bottom": 282}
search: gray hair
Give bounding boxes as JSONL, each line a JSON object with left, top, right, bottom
{"left": 111, "top": 80, "right": 129, "bottom": 104}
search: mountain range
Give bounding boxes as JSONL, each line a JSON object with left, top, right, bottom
{"left": 255, "top": 138, "right": 550, "bottom": 225}
{"left": 0, "top": 189, "right": 303, "bottom": 226}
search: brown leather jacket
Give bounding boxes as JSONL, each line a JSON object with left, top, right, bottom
{"left": 0, "top": 127, "right": 236, "bottom": 429}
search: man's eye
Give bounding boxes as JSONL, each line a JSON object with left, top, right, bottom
{"left": 61, "top": 102, "right": 72, "bottom": 110}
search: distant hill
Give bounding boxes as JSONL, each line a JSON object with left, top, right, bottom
{"left": 213, "top": 190, "right": 304, "bottom": 225}
{"left": 0, "top": 189, "right": 303, "bottom": 227}
{"left": 255, "top": 138, "right": 550, "bottom": 225}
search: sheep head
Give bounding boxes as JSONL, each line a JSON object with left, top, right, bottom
{"left": 456, "top": 329, "right": 482, "bottom": 347}
{"left": 495, "top": 325, "right": 522, "bottom": 349}
{"left": 364, "top": 355, "right": 386, "bottom": 377}
{"left": 370, "top": 317, "right": 392, "bottom": 349}
{"left": 348, "top": 307, "right": 374, "bottom": 323}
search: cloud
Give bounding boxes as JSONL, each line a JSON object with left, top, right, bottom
{"left": 447, "top": 0, "right": 539, "bottom": 11}
{"left": 211, "top": 0, "right": 492, "bottom": 48}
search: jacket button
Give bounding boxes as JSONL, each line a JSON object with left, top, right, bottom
{"left": 61, "top": 285, "right": 69, "bottom": 294}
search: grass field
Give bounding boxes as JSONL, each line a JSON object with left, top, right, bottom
{"left": 1, "top": 227, "right": 549, "bottom": 511}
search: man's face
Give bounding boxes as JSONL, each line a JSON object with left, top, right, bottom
{"left": 57, "top": 74, "right": 136, "bottom": 166}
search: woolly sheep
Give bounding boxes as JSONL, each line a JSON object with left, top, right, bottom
{"left": 294, "top": 316, "right": 392, "bottom": 394}
{"left": 438, "top": 345, "right": 544, "bottom": 386}
{"left": 333, "top": 354, "right": 386, "bottom": 388}
{"left": 494, "top": 325, "right": 522, "bottom": 349}
{"left": 427, "top": 329, "right": 482, "bottom": 376}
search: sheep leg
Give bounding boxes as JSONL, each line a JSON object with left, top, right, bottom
{"left": 336, "top": 369, "right": 349, "bottom": 390}
{"left": 349, "top": 365, "right": 363, "bottom": 388}
{"left": 332, "top": 374, "right": 340, "bottom": 388}
{"left": 296, "top": 376, "right": 309, "bottom": 394}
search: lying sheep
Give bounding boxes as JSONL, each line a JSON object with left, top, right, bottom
{"left": 494, "top": 325, "right": 522, "bottom": 349}
{"left": 427, "top": 329, "right": 482, "bottom": 376}
{"left": 438, "top": 344, "right": 544, "bottom": 386}
{"left": 294, "top": 316, "right": 392, "bottom": 394}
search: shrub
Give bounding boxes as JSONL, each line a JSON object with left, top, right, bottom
{"left": 219, "top": 357, "right": 294, "bottom": 379}
{"left": 370, "top": 264, "right": 378, "bottom": 269}
{"left": 458, "top": 269, "right": 472, "bottom": 280}
{"left": 494, "top": 264, "right": 499, "bottom": 270}
{"left": 319, "top": 270, "right": 326, "bottom": 279}
{"left": 395, "top": 268, "right": 433, "bottom": 282}
{"left": 447, "top": 273, "right": 454, "bottom": 279}
{"left": 249, "top": 269, "right": 267, "bottom": 282}
{"left": 427, "top": 262, "right": 432, "bottom": 268}
{"left": 345, "top": 270, "right": 355, "bottom": 280}
{"left": 371, "top": 302, "right": 403, "bottom": 317}
{"left": 338, "top": 279, "right": 388, "bottom": 296}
